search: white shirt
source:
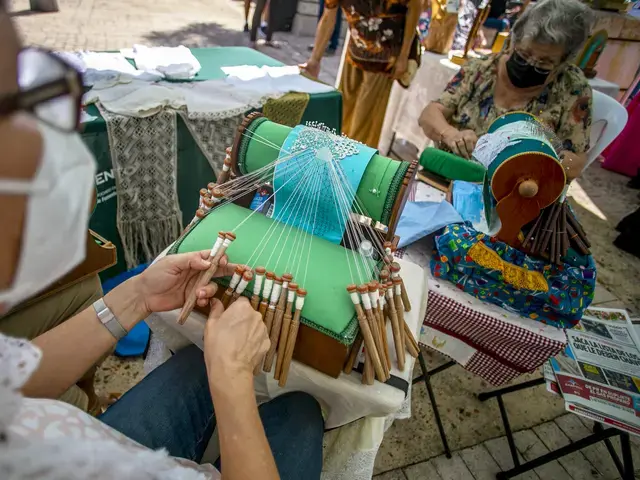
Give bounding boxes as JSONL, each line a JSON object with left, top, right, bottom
{"left": 0, "top": 333, "right": 220, "bottom": 479}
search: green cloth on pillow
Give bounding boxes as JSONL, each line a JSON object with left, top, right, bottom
{"left": 169, "top": 203, "right": 374, "bottom": 345}
{"left": 420, "top": 147, "right": 486, "bottom": 183}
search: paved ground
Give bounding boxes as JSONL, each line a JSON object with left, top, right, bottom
{"left": 375, "top": 414, "right": 640, "bottom": 480}
{"left": 11, "top": 0, "right": 640, "bottom": 477}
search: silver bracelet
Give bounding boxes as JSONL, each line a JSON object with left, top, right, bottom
{"left": 93, "top": 298, "right": 128, "bottom": 341}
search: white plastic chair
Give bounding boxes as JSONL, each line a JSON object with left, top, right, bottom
{"left": 587, "top": 90, "right": 628, "bottom": 168}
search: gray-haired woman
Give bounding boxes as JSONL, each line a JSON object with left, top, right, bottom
{"left": 419, "top": 0, "right": 594, "bottom": 180}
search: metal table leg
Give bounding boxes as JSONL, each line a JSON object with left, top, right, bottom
{"left": 416, "top": 351, "right": 455, "bottom": 458}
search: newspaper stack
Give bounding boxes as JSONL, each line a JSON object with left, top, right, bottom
{"left": 544, "top": 307, "right": 640, "bottom": 436}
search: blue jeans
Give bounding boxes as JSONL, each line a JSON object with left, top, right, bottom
{"left": 100, "top": 345, "right": 324, "bottom": 479}
{"left": 483, "top": 17, "right": 510, "bottom": 32}
{"left": 318, "top": 1, "right": 342, "bottom": 51}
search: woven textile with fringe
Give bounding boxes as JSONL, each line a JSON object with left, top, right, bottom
{"left": 99, "top": 105, "right": 182, "bottom": 268}
{"left": 263, "top": 92, "right": 310, "bottom": 128}
{"left": 178, "top": 111, "right": 245, "bottom": 173}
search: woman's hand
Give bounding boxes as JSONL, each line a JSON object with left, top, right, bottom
{"left": 300, "top": 58, "right": 321, "bottom": 78}
{"left": 559, "top": 151, "right": 586, "bottom": 182}
{"left": 441, "top": 127, "right": 479, "bottom": 159}
{"left": 135, "top": 251, "right": 235, "bottom": 316}
{"left": 393, "top": 55, "right": 409, "bottom": 80}
{"left": 204, "top": 297, "right": 270, "bottom": 391}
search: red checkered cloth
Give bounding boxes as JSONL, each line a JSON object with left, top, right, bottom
{"left": 422, "top": 291, "right": 566, "bottom": 386}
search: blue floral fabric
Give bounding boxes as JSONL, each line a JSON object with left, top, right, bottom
{"left": 430, "top": 223, "right": 596, "bottom": 329}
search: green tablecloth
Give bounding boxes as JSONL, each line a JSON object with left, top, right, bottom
{"left": 85, "top": 47, "right": 342, "bottom": 281}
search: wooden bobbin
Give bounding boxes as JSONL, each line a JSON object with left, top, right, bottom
{"left": 385, "top": 281, "right": 405, "bottom": 371}
{"left": 392, "top": 277, "right": 407, "bottom": 356}
{"left": 278, "top": 287, "right": 306, "bottom": 387}
{"left": 198, "top": 188, "right": 209, "bottom": 207}
{"left": 251, "top": 267, "right": 266, "bottom": 310}
{"left": 178, "top": 232, "right": 235, "bottom": 325}
{"left": 343, "top": 332, "right": 364, "bottom": 375}
{"left": 369, "top": 282, "right": 391, "bottom": 372}
{"left": 222, "top": 265, "right": 245, "bottom": 309}
{"left": 264, "top": 274, "right": 292, "bottom": 373}
{"left": 391, "top": 262, "right": 411, "bottom": 312}
{"left": 361, "top": 284, "right": 389, "bottom": 380}
{"left": 403, "top": 321, "right": 420, "bottom": 358}
{"left": 217, "top": 155, "right": 233, "bottom": 186}
{"left": 264, "top": 275, "right": 282, "bottom": 333}
{"left": 207, "top": 182, "right": 216, "bottom": 193}
{"left": 350, "top": 285, "right": 385, "bottom": 382}
{"left": 231, "top": 269, "right": 253, "bottom": 306}
{"left": 202, "top": 197, "right": 215, "bottom": 212}
{"left": 259, "top": 272, "right": 275, "bottom": 320}
{"left": 275, "top": 282, "right": 298, "bottom": 381}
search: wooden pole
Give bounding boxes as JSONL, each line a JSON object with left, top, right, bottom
{"left": 258, "top": 272, "right": 275, "bottom": 320}
{"left": 278, "top": 288, "right": 306, "bottom": 387}
{"left": 178, "top": 232, "right": 234, "bottom": 325}
{"left": 275, "top": 282, "right": 297, "bottom": 381}
{"left": 262, "top": 276, "right": 282, "bottom": 371}
{"left": 250, "top": 267, "right": 266, "bottom": 310}
{"left": 264, "top": 274, "right": 293, "bottom": 373}
{"left": 348, "top": 285, "right": 386, "bottom": 382}
{"left": 386, "top": 281, "right": 405, "bottom": 371}
{"left": 222, "top": 265, "right": 245, "bottom": 308}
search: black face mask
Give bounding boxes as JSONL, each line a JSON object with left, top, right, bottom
{"left": 505, "top": 51, "right": 551, "bottom": 89}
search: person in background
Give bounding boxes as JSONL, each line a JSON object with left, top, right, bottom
{"left": 308, "top": 0, "right": 343, "bottom": 56}
{"left": 250, "top": 0, "right": 275, "bottom": 48}
{"left": 0, "top": 5, "right": 324, "bottom": 479}
{"left": 302, "top": 0, "right": 421, "bottom": 148}
{"left": 419, "top": 0, "right": 594, "bottom": 181}
{"left": 244, "top": 0, "right": 270, "bottom": 34}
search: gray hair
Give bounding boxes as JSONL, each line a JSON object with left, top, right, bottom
{"left": 511, "top": 0, "right": 594, "bottom": 59}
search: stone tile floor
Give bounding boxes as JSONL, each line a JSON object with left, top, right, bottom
{"left": 10, "top": 0, "right": 640, "bottom": 476}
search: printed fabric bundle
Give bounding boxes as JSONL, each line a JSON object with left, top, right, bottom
{"left": 430, "top": 223, "right": 596, "bottom": 329}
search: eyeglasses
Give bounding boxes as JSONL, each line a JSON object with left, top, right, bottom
{"left": 512, "top": 50, "right": 559, "bottom": 75}
{"left": 0, "top": 47, "right": 83, "bottom": 132}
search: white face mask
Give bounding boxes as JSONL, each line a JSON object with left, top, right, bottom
{"left": 0, "top": 120, "right": 96, "bottom": 309}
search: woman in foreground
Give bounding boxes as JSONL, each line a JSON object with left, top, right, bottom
{"left": 0, "top": 5, "right": 323, "bottom": 479}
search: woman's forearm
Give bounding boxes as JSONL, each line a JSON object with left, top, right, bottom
{"left": 399, "top": 0, "right": 421, "bottom": 59}
{"left": 311, "top": 8, "right": 338, "bottom": 63}
{"left": 419, "top": 102, "right": 456, "bottom": 142}
{"left": 211, "top": 374, "right": 279, "bottom": 480}
{"left": 24, "top": 277, "right": 148, "bottom": 399}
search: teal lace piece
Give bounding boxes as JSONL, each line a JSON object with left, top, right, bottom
{"left": 272, "top": 125, "right": 376, "bottom": 244}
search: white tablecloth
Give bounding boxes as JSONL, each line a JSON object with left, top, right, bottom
{"left": 378, "top": 51, "right": 622, "bottom": 155}
{"left": 146, "top": 254, "right": 427, "bottom": 428}
{"left": 145, "top": 250, "right": 428, "bottom": 479}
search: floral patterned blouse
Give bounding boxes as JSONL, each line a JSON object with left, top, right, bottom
{"left": 325, "top": 0, "right": 410, "bottom": 73}
{"left": 437, "top": 54, "right": 593, "bottom": 154}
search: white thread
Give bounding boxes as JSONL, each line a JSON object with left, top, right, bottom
{"left": 371, "top": 290, "right": 380, "bottom": 306}
{"left": 287, "top": 289, "right": 296, "bottom": 303}
{"left": 253, "top": 273, "right": 265, "bottom": 296}
{"left": 236, "top": 278, "right": 249, "bottom": 294}
{"left": 210, "top": 237, "right": 224, "bottom": 257}
{"left": 282, "top": 281, "right": 289, "bottom": 291}
{"left": 262, "top": 278, "right": 274, "bottom": 299}
{"left": 295, "top": 296, "right": 305, "bottom": 310}
{"left": 361, "top": 293, "right": 372, "bottom": 310}
{"left": 350, "top": 292, "right": 360, "bottom": 305}
{"left": 229, "top": 272, "right": 242, "bottom": 289}
{"left": 394, "top": 284, "right": 402, "bottom": 295}
{"left": 222, "top": 164, "right": 230, "bottom": 172}
{"left": 386, "top": 288, "right": 394, "bottom": 300}
{"left": 270, "top": 283, "right": 282, "bottom": 304}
